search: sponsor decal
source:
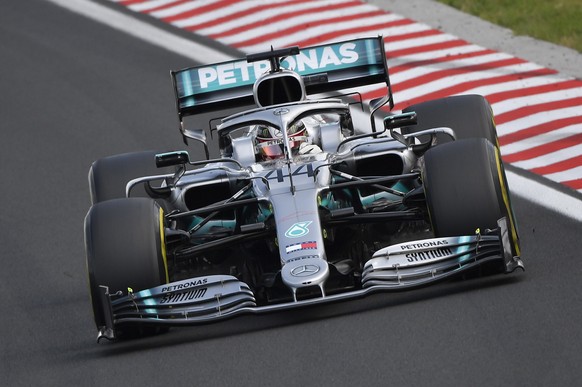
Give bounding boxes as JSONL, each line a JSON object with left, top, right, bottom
{"left": 273, "top": 108, "right": 290, "bottom": 116}
{"left": 405, "top": 248, "right": 453, "bottom": 262}
{"left": 197, "top": 60, "right": 269, "bottom": 89}
{"left": 161, "top": 278, "right": 208, "bottom": 293}
{"left": 287, "top": 43, "right": 359, "bottom": 70}
{"left": 286, "top": 241, "right": 317, "bottom": 254}
{"left": 160, "top": 288, "right": 208, "bottom": 304}
{"left": 287, "top": 255, "right": 319, "bottom": 263}
{"left": 290, "top": 264, "right": 320, "bottom": 277}
{"left": 175, "top": 38, "right": 384, "bottom": 103}
{"left": 194, "top": 43, "right": 359, "bottom": 91}
{"left": 285, "top": 221, "right": 312, "bottom": 238}
{"left": 400, "top": 240, "right": 449, "bottom": 250}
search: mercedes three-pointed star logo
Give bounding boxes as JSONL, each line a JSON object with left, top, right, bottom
{"left": 290, "top": 264, "right": 320, "bottom": 277}
{"left": 273, "top": 108, "right": 290, "bottom": 116}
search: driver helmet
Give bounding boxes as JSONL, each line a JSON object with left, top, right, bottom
{"left": 255, "top": 121, "right": 308, "bottom": 160}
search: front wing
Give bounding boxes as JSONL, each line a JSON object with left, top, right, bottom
{"left": 96, "top": 218, "right": 523, "bottom": 342}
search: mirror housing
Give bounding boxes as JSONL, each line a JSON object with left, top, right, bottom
{"left": 384, "top": 111, "right": 417, "bottom": 130}
{"left": 384, "top": 112, "right": 417, "bottom": 146}
{"left": 156, "top": 151, "right": 190, "bottom": 168}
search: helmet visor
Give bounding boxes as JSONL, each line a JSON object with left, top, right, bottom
{"left": 255, "top": 124, "right": 308, "bottom": 159}
{"left": 256, "top": 139, "right": 284, "bottom": 159}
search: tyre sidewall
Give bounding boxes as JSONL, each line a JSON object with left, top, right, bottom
{"left": 89, "top": 150, "right": 174, "bottom": 204}
{"left": 85, "top": 198, "right": 167, "bottom": 329}
{"left": 403, "top": 95, "right": 498, "bottom": 146}
{"left": 423, "top": 138, "right": 506, "bottom": 237}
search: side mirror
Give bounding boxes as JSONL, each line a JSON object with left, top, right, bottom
{"left": 155, "top": 151, "right": 190, "bottom": 168}
{"left": 384, "top": 111, "right": 417, "bottom": 130}
{"left": 384, "top": 112, "right": 417, "bottom": 147}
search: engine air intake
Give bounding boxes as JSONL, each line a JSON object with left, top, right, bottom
{"left": 254, "top": 71, "right": 306, "bottom": 107}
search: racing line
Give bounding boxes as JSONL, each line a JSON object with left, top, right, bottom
{"left": 48, "top": 0, "right": 582, "bottom": 220}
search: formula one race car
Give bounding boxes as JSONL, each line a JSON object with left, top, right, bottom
{"left": 84, "top": 36, "right": 523, "bottom": 342}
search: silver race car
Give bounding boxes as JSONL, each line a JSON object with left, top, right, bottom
{"left": 84, "top": 37, "right": 523, "bottom": 342}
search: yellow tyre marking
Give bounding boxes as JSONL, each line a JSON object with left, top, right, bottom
{"left": 494, "top": 147, "right": 521, "bottom": 256}
{"left": 159, "top": 206, "right": 169, "bottom": 284}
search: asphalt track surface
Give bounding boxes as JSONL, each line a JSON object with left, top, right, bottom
{"left": 1, "top": 0, "right": 581, "bottom": 386}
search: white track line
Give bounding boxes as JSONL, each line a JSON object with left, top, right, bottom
{"left": 506, "top": 170, "right": 582, "bottom": 218}
{"left": 46, "top": 0, "right": 232, "bottom": 63}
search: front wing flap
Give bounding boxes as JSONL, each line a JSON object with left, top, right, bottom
{"left": 362, "top": 218, "right": 523, "bottom": 287}
{"left": 96, "top": 218, "right": 523, "bottom": 342}
{"left": 97, "top": 275, "right": 257, "bottom": 342}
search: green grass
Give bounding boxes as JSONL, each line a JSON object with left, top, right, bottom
{"left": 437, "top": 0, "right": 582, "bottom": 53}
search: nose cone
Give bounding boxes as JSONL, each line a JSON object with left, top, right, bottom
{"left": 281, "top": 257, "right": 329, "bottom": 299}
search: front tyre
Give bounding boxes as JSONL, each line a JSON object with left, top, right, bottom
{"left": 422, "top": 138, "right": 520, "bottom": 258}
{"left": 403, "top": 94, "right": 499, "bottom": 147}
{"left": 88, "top": 150, "right": 174, "bottom": 205}
{"left": 84, "top": 197, "right": 168, "bottom": 336}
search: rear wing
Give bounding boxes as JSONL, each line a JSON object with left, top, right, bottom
{"left": 171, "top": 36, "right": 393, "bottom": 135}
